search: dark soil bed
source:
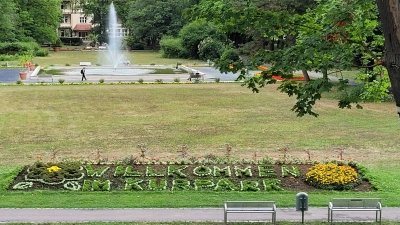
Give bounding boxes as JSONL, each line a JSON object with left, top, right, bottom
{"left": 9, "top": 164, "right": 374, "bottom": 192}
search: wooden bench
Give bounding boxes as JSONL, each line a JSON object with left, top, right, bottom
{"left": 328, "top": 198, "right": 382, "bottom": 224}
{"left": 79, "top": 62, "right": 92, "bottom": 66}
{"left": 224, "top": 201, "right": 276, "bottom": 225}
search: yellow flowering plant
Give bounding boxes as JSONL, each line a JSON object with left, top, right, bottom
{"left": 47, "top": 166, "right": 62, "bottom": 173}
{"left": 25, "top": 161, "right": 82, "bottom": 184}
{"left": 304, "top": 163, "right": 361, "bottom": 190}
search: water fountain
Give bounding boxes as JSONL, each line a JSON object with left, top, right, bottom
{"left": 34, "top": 2, "right": 156, "bottom": 82}
{"left": 101, "top": 2, "right": 125, "bottom": 69}
{"left": 68, "top": 2, "right": 153, "bottom": 77}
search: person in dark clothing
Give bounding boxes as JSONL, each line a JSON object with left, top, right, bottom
{"left": 81, "top": 67, "right": 87, "bottom": 81}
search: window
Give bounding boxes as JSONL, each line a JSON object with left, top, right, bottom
{"left": 61, "top": 2, "right": 68, "bottom": 10}
{"left": 62, "top": 16, "right": 68, "bottom": 23}
{"left": 79, "top": 32, "right": 88, "bottom": 39}
{"left": 80, "top": 17, "right": 87, "bottom": 23}
{"left": 122, "top": 29, "right": 129, "bottom": 37}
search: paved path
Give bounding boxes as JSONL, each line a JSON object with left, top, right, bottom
{"left": 0, "top": 66, "right": 355, "bottom": 84}
{"left": 0, "top": 207, "right": 398, "bottom": 223}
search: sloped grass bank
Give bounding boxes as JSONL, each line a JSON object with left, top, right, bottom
{"left": 0, "top": 83, "right": 399, "bottom": 209}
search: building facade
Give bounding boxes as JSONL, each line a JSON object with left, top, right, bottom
{"left": 58, "top": 1, "right": 128, "bottom": 41}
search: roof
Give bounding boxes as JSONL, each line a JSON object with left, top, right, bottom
{"left": 73, "top": 24, "right": 92, "bottom": 31}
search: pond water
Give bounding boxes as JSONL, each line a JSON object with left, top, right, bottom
{"left": 62, "top": 68, "right": 154, "bottom": 76}
{"left": 0, "top": 68, "right": 21, "bottom": 83}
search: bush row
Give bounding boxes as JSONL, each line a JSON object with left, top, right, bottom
{"left": 59, "top": 37, "right": 83, "bottom": 46}
{"left": 159, "top": 21, "right": 228, "bottom": 61}
{"left": 0, "top": 42, "right": 41, "bottom": 55}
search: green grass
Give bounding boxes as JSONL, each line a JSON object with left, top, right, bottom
{"left": 0, "top": 83, "right": 399, "bottom": 209}
{"left": 0, "top": 84, "right": 398, "bottom": 167}
{"left": 151, "top": 68, "right": 183, "bottom": 74}
{"left": 328, "top": 68, "right": 360, "bottom": 80}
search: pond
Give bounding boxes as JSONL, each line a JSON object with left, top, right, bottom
{"left": 0, "top": 68, "right": 20, "bottom": 83}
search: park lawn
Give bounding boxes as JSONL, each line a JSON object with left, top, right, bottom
{"left": 31, "top": 50, "right": 203, "bottom": 67}
{"left": 0, "top": 83, "right": 399, "bottom": 208}
{"left": 328, "top": 68, "right": 360, "bottom": 81}
{"left": 0, "top": 83, "right": 398, "bottom": 167}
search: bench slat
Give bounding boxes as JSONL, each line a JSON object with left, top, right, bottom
{"left": 330, "top": 198, "right": 381, "bottom": 208}
{"left": 328, "top": 198, "right": 382, "bottom": 225}
{"left": 224, "top": 201, "right": 276, "bottom": 225}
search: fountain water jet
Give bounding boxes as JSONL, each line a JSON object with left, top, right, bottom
{"left": 67, "top": 2, "right": 153, "bottom": 77}
{"left": 101, "top": 2, "right": 126, "bottom": 69}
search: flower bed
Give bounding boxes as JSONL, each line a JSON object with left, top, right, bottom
{"left": 9, "top": 160, "right": 373, "bottom": 192}
{"left": 305, "top": 162, "right": 361, "bottom": 190}
{"left": 254, "top": 65, "right": 308, "bottom": 81}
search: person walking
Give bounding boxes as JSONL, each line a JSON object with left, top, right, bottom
{"left": 81, "top": 67, "right": 87, "bottom": 81}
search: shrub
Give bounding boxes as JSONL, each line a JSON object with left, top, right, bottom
{"left": 58, "top": 79, "right": 65, "bottom": 84}
{"left": 214, "top": 77, "right": 220, "bottom": 83}
{"left": 220, "top": 47, "right": 240, "bottom": 62}
{"left": 36, "top": 48, "right": 49, "bottom": 57}
{"left": 198, "top": 37, "right": 224, "bottom": 61}
{"left": 0, "top": 42, "right": 40, "bottom": 55}
{"left": 125, "top": 36, "right": 144, "bottom": 50}
{"left": 159, "top": 36, "right": 188, "bottom": 58}
{"left": 65, "top": 63, "right": 71, "bottom": 66}
{"left": 138, "top": 78, "right": 144, "bottom": 84}
{"left": 154, "top": 79, "right": 163, "bottom": 84}
{"left": 52, "top": 38, "right": 63, "bottom": 48}
{"left": 214, "top": 47, "right": 241, "bottom": 71}
{"left": 99, "top": 78, "right": 105, "bottom": 83}
{"left": 131, "top": 42, "right": 145, "bottom": 50}
{"left": 179, "top": 21, "right": 225, "bottom": 59}
{"left": 0, "top": 54, "right": 16, "bottom": 61}
{"left": 59, "top": 37, "right": 83, "bottom": 46}
{"left": 173, "top": 78, "right": 180, "bottom": 83}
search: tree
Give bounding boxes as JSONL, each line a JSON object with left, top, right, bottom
{"left": 0, "top": 0, "right": 16, "bottom": 42}
{"left": 125, "top": 0, "right": 195, "bottom": 49}
{"left": 14, "top": 0, "right": 61, "bottom": 43}
{"left": 81, "top": 0, "right": 113, "bottom": 44}
{"left": 191, "top": 0, "right": 388, "bottom": 117}
{"left": 376, "top": 0, "right": 400, "bottom": 117}
{"left": 178, "top": 20, "right": 222, "bottom": 59}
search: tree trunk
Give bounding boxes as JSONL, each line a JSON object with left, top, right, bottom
{"left": 269, "top": 38, "right": 275, "bottom": 51}
{"left": 277, "top": 36, "right": 285, "bottom": 49}
{"left": 376, "top": 0, "right": 400, "bottom": 117}
{"left": 322, "top": 69, "right": 328, "bottom": 79}
{"left": 301, "top": 70, "right": 311, "bottom": 82}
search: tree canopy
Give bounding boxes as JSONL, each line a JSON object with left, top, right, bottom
{"left": 81, "top": 0, "right": 113, "bottom": 44}
{"left": 14, "top": 0, "right": 61, "bottom": 43}
{"left": 0, "top": 0, "right": 61, "bottom": 43}
{"left": 125, "top": 0, "right": 195, "bottom": 49}
{"left": 0, "top": 1, "right": 16, "bottom": 42}
{"left": 188, "top": 0, "right": 392, "bottom": 117}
